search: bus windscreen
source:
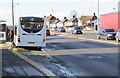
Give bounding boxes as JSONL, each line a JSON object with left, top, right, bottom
{"left": 20, "top": 17, "right": 44, "bottom": 33}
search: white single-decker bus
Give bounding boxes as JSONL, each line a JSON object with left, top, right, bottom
{"left": 13, "top": 16, "right": 46, "bottom": 48}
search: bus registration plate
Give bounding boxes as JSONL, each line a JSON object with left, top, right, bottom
{"left": 28, "top": 42, "right": 35, "bottom": 44}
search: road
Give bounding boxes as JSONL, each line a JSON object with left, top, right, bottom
{"left": 44, "top": 34, "right": 119, "bottom": 77}
{"left": 1, "top": 34, "right": 119, "bottom": 78}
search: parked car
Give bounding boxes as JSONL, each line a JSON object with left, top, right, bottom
{"left": 71, "top": 26, "right": 83, "bottom": 34}
{"left": 46, "top": 29, "right": 50, "bottom": 36}
{"left": 97, "top": 28, "right": 116, "bottom": 40}
{"left": 57, "top": 27, "right": 66, "bottom": 32}
{"left": 115, "top": 29, "right": 120, "bottom": 41}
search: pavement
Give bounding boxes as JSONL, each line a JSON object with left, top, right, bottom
{"left": 0, "top": 42, "right": 13, "bottom": 49}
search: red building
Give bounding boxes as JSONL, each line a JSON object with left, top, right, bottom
{"left": 100, "top": 12, "right": 120, "bottom": 30}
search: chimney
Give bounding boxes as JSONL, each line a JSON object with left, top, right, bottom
{"left": 93, "top": 13, "right": 96, "bottom": 16}
{"left": 64, "top": 17, "right": 67, "bottom": 20}
{"left": 73, "top": 15, "right": 75, "bottom": 18}
{"left": 56, "top": 18, "right": 59, "bottom": 20}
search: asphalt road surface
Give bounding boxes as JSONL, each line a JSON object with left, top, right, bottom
{"left": 1, "top": 34, "right": 119, "bottom": 78}
{"left": 44, "top": 35, "right": 119, "bottom": 77}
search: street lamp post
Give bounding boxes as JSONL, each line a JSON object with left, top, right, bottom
{"left": 12, "top": 0, "right": 14, "bottom": 26}
{"left": 97, "top": 0, "right": 99, "bottom": 31}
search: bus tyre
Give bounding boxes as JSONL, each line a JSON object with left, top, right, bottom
{"left": 12, "top": 42, "right": 16, "bottom": 48}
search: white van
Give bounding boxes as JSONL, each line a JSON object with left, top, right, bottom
{"left": 115, "top": 29, "right": 120, "bottom": 42}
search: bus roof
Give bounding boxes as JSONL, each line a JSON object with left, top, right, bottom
{"left": 19, "top": 16, "right": 44, "bottom": 19}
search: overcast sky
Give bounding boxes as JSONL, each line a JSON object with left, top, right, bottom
{"left": 0, "top": 0, "right": 119, "bottom": 25}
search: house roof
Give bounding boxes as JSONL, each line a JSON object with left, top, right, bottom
{"left": 67, "top": 18, "right": 77, "bottom": 22}
{"left": 79, "top": 16, "right": 92, "bottom": 21}
{"left": 57, "top": 19, "right": 68, "bottom": 24}
{"left": 51, "top": 19, "right": 60, "bottom": 24}
{"left": 46, "top": 15, "right": 56, "bottom": 21}
{"left": 58, "top": 21, "right": 63, "bottom": 24}
{"left": 60, "top": 19, "right": 68, "bottom": 23}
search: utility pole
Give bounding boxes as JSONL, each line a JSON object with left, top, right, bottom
{"left": 97, "top": 0, "right": 99, "bottom": 31}
{"left": 12, "top": 0, "right": 14, "bottom": 26}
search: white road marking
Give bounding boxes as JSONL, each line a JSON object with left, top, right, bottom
{"left": 88, "top": 56, "right": 103, "bottom": 59}
{"left": 4, "top": 67, "right": 15, "bottom": 73}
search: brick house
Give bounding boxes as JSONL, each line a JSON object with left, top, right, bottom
{"left": 65, "top": 15, "right": 78, "bottom": 27}
{"left": 90, "top": 13, "right": 98, "bottom": 30}
{"left": 50, "top": 18, "right": 60, "bottom": 27}
{"left": 57, "top": 17, "right": 68, "bottom": 27}
{"left": 46, "top": 14, "right": 56, "bottom": 28}
{"left": 78, "top": 16, "right": 92, "bottom": 26}
{"left": 64, "top": 15, "right": 78, "bottom": 31}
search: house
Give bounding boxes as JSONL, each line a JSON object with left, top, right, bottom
{"left": 57, "top": 21, "right": 63, "bottom": 27}
{"left": 65, "top": 15, "right": 78, "bottom": 26}
{"left": 78, "top": 16, "right": 92, "bottom": 26}
{"left": 65, "top": 15, "right": 78, "bottom": 31}
{"left": 45, "top": 14, "right": 56, "bottom": 28}
{"left": 50, "top": 18, "right": 60, "bottom": 27}
{"left": 90, "top": 13, "right": 98, "bottom": 30}
{"left": 57, "top": 17, "right": 68, "bottom": 27}
{"left": 78, "top": 13, "right": 98, "bottom": 30}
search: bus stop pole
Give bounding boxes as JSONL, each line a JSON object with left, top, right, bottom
{"left": 12, "top": 0, "right": 14, "bottom": 26}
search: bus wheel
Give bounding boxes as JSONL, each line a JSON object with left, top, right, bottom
{"left": 12, "top": 42, "right": 16, "bottom": 48}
